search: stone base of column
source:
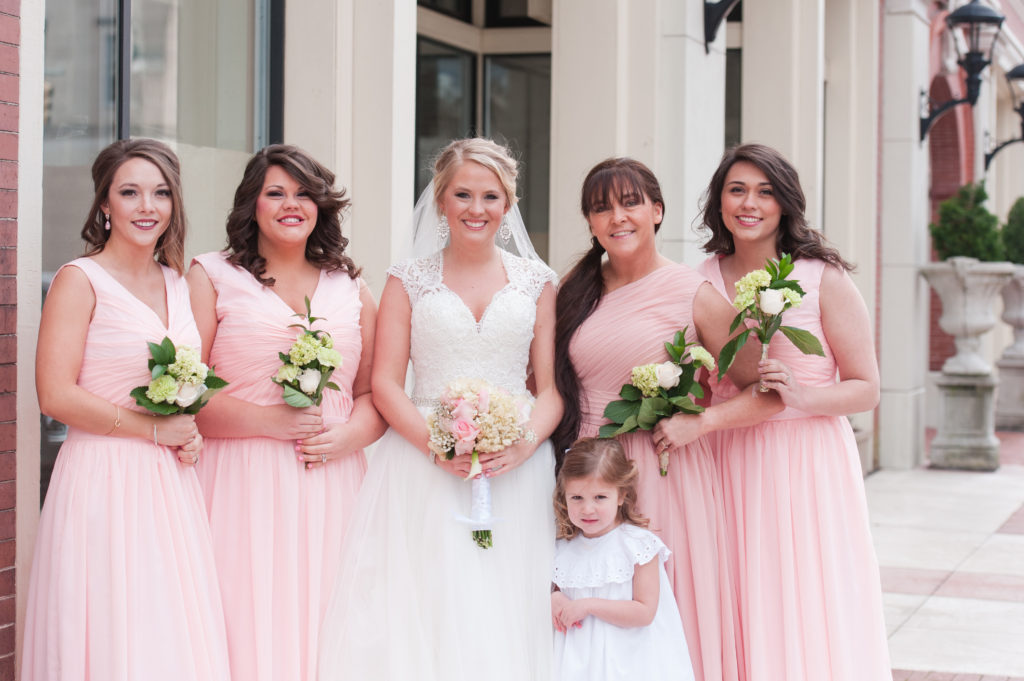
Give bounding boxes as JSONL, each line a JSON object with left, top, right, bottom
{"left": 930, "top": 372, "right": 1000, "bottom": 472}
{"left": 996, "top": 356, "right": 1024, "bottom": 430}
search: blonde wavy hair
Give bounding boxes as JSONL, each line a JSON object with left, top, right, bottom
{"left": 432, "top": 137, "right": 519, "bottom": 212}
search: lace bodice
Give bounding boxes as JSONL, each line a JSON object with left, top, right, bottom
{"left": 388, "top": 250, "right": 556, "bottom": 401}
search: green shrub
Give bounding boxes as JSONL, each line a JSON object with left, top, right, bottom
{"left": 929, "top": 182, "right": 1005, "bottom": 261}
{"left": 1005, "top": 197, "right": 1024, "bottom": 264}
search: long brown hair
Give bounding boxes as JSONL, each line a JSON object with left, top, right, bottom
{"left": 225, "top": 144, "right": 359, "bottom": 285}
{"left": 552, "top": 158, "right": 665, "bottom": 460}
{"left": 82, "top": 138, "right": 187, "bottom": 273}
{"left": 699, "top": 143, "right": 853, "bottom": 270}
{"left": 554, "top": 437, "right": 648, "bottom": 540}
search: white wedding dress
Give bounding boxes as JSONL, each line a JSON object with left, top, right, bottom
{"left": 318, "top": 249, "right": 558, "bottom": 681}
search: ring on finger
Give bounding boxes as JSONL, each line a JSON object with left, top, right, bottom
{"left": 321, "top": 453, "right": 327, "bottom": 464}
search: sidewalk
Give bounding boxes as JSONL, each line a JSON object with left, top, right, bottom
{"left": 865, "top": 430, "right": 1024, "bottom": 680}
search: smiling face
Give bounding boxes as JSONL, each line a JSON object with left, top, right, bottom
{"left": 564, "top": 474, "right": 624, "bottom": 538}
{"left": 586, "top": 185, "right": 663, "bottom": 263}
{"left": 719, "top": 160, "right": 782, "bottom": 249}
{"left": 100, "top": 157, "right": 173, "bottom": 250}
{"left": 255, "top": 164, "right": 318, "bottom": 250}
{"left": 438, "top": 161, "right": 509, "bottom": 248}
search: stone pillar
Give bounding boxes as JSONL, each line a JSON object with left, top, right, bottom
{"left": 996, "top": 266, "right": 1024, "bottom": 429}
{"left": 548, "top": 0, "right": 727, "bottom": 274}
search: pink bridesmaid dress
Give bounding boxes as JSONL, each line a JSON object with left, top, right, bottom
{"left": 698, "top": 255, "right": 891, "bottom": 681}
{"left": 22, "top": 257, "right": 230, "bottom": 681}
{"left": 192, "top": 252, "right": 367, "bottom": 681}
{"left": 569, "top": 263, "right": 740, "bottom": 681}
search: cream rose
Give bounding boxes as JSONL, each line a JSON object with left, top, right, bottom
{"left": 174, "top": 382, "right": 207, "bottom": 408}
{"left": 655, "top": 361, "right": 683, "bottom": 390}
{"left": 759, "top": 288, "right": 786, "bottom": 315}
{"left": 298, "top": 368, "right": 321, "bottom": 395}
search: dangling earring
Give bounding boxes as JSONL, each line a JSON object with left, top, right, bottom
{"left": 499, "top": 215, "right": 512, "bottom": 245}
{"left": 437, "top": 215, "right": 450, "bottom": 245}
{"left": 104, "top": 214, "right": 111, "bottom": 231}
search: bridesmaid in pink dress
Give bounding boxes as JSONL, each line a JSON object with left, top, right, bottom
{"left": 188, "top": 145, "right": 384, "bottom": 681}
{"left": 553, "top": 158, "right": 780, "bottom": 681}
{"left": 24, "top": 139, "right": 229, "bottom": 680}
{"left": 696, "top": 144, "right": 890, "bottom": 680}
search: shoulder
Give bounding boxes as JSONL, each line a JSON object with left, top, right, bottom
{"left": 50, "top": 259, "right": 97, "bottom": 298}
{"left": 505, "top": 252, "right": 557, "bottom": 298}
{"left": 617, "top": 524, "right": 671, "bottom": 565}
{"left": 192, "top": 250, "right": 231, "bottom": 273}
{"left": 695, "top": 254, "right": 721, "bottom": 279}
{"left": 386, "top": 253, "right": 442, "bottom": 305}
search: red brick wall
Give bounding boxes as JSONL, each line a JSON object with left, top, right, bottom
{"left": 0, "top": 2, "right": 15, "bottom": 680}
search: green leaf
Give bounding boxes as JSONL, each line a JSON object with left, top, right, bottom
{"left": 325, "top": 382, "right": 340, "bottom": 392}
{"left": 717, "top": 328, "right": 751, "bottom": 380}
{"left": 151, "top": 364, "right": 167, "bottom": 380}
{"left": 614, "top": 414, "right": 640, "bottom": 435}
{"left": 603, "top": 399, "right": 639, "bottom": 425}
{"left": 598, "top": 423, "right": 622, "bottom": 438}
{"left": 637, "top": 399, "right": 659, "bottom": 429}
{"left": 665, "top": 341, "right": 682, "bottom": 364}
{"left": 779, "top": 325, "right": 826, "bottom": 356}
{"left": 278, "top": 352, "right": 291, "bottom": 363}
{"left": 619, "top": 384, "right": 642, "bottom": 401}
{"left": 728, "top": 311, "right": 746, "bottom": 334}
{"left": 130, "top": 386, "right": 180, "bottom": 415}
{"left": 646, "top": 396, "right": 671, "bottom": 416}
{"left": 205, "top": 375, "right": 228, "bottom": 390}
{"left": 765, "top": 258, "right": 779, "bottom": 279}
{"left": 282, "top": 383, "right": 314, "bottom": 408}
{"left": 148, "top": 337, "right": 176, "bottom": 366}
{"left": 769, "top": 279, "right": 805, "bottom": 295}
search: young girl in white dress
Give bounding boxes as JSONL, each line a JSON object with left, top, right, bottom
{"left": 552, "top": 437, "right": 695, "bottom": 681}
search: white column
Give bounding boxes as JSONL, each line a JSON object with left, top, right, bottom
{"left": 548, "top": 0, "right": 727, "bottom": 275}
{"left": 741, "top": 0, "right": 825, "bottom": 227}
{"left": 878, "top": 0, "right": 932, "bottom": 469}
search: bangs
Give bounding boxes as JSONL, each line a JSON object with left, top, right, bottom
{"left": 581, "top": 166, "right": 648, "bottom": 215}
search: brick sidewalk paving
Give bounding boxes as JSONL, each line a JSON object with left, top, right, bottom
{"left": 869, "top": 431, "right": 1024, "bottom": 680}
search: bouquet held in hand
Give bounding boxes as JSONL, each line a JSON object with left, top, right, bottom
{"left": 717, "top": 253, "right": 824, "bottom": 389}
{"left": 599, "top": 329, "right": 715, "bottom": 476}
{"left": 427, "top": 378, "right": 536, "bottom": 548}
{"left": 273, "top": 297, "right": 343, "bottom": 408}
{"left": 130, "top": 337, "right": 227, "bottom": 414}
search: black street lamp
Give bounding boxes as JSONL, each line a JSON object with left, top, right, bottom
{"left": 920, "top": 0, "right": 1004, "bottom": 142}
{"left": 984, "top": 64, "right": 1024, "bottom": 170}
{"left": 704, "top": 0, "right": 741, "bottom": 54}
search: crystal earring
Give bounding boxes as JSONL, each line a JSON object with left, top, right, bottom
{"left": 499, "top": 215, "right": 512, "bottom": 245}
{"left": 437, "top": 215, "right": 450, "bottom": 245}
{"left": 104, "top": 214, "right": 111, "bottom": 231}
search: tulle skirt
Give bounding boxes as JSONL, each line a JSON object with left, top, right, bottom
{"left": 22, "top": 431, "right": 230, "bottom": 681}
{"left": 318, "top": 427, "right": 556, "bottom": 681}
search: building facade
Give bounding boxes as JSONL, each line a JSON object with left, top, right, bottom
{"left": 11, "top": 0, "right": 1024, "bottom": 673}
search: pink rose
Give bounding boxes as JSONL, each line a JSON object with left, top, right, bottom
{"left": 452, "top": 418, "right": 480, "bottom": 456}
{"left": 476, "top": 387, "right": 489, "bottom": 413}
{"left": 451, "top": 399, "right": 476, "bottom": 422}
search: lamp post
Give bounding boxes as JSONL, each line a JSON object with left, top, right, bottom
{"left": 704, "top": 0, "right": 741, "bottom": 54}
{"left": 984, "top": 64, "right": 1024, "bottom": 170}
{"left": 920, "top": 0, "right": 1004, "bottom": 142}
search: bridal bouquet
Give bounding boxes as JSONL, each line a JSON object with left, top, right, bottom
{"left": 599, "top": 329, "right": 715, "bottom": 476}
{"left": 272, "top": 297, "right": 343, "bottom": 408}
{"left": 427, "top": 378, "right": 536, "bottom": 548}
{"left": 130, "top": 337, "right": 227, "bottom": 414}
{"left": 716, "top": 253, "right": 824, "bottom": 390}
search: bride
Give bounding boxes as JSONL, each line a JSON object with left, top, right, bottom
{"left": 318, "top": 137, "right": 561, "bottom": 681}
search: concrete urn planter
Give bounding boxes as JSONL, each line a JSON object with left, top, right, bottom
{"left": 920, "top": 257, "right": 1015, "bottom": 470}
{"left": 996, "top": 265, "right": 1024, "bottom": 429}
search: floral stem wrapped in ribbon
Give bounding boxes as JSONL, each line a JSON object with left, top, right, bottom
{"left": 272, "top": 296, "right": 343, "bottom": 408}
{"left": 716, "top": 253, "right": 824, "bottom": 390}
{"left": 130, "top": 337, "right": 227, "bottom": 415}
{"left": 426, "top": 378, "right": 536, "bottom": 548}
{"left": 599, "top": 329, "right": 715, "bottom": 476}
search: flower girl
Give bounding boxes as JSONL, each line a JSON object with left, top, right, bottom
{"left": 552, "top": 437, "right": 695, "bottom": 681}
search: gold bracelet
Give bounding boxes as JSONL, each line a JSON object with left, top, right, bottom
{"left": 104, "top": 405, "right": 121, "bottom": 435}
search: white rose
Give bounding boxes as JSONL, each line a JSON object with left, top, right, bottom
{"left": 655, "top": 361, "right": 683, "bottom": 390}
{"left": 298, "top": 368, "right": 321, "bottom": 395}
{"left": 759, "top": 288, "right": 786, "bottom": 315}
{"left": 174, "top": 382, "right": 207, "bottom": 408}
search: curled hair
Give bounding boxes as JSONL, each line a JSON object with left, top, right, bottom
{"left": 432, "top": 137, "right": 518, "bottom": 212}
{"left": 699, "top": 143, "right": 853, "bottom": 271}
{"left": 554, "top": 437, "right": 648, "bottom": 540}
{"left": 82, "top": 138, "right": 187, "bottom": 273}
{"left": 553, "top": 158, "right": 665, "bottom": 460}
{"left": 225, "top": 144, "right": 360, "bottom": 285}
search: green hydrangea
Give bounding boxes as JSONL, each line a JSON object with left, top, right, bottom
{"left": 146, "top": 374, "right": 179, "bottom": 404}
{"left": 689, "top": 346, "right": 716, "bottom": 372}
{"left": 630, "top": 363, "right": 661, "bottom": 398}
{"left": 276, "top": 363, "right": 300, "bottom": 383}
{"left": 168, "top": 345, "right": 207, "bottom": 385}
{"left": 782, "top": 288, "right": 802, "bottom": 308}
{"left": 289, "top": 333, "right": 320, "bottom": 365}
{"left": 317, "top": 346, "right": 342, "bottom": 369}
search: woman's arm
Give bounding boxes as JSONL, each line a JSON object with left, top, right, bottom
{"left": 758, "top": 265, "right": 879, "bottom": 415}
{"left": 38, "top": 265, "right": 198, "bottom": 447}
{"left": 298, "top": 282, "right": 387, "bottom": 467}
{"left": 554, "top": 554, "right": 660, "bottom": 629}
{"left": 187, "top": 263, "right": 323, "bottom": 441}
{"left": 478, "top": 282, "right": 563, "bottom": 477}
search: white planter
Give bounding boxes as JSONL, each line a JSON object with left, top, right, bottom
{"left": 996, "top": 265, "right": 1024, "bottom": 429}
{"left": 920, "top": 257, "right": 1016, "bottom": 375}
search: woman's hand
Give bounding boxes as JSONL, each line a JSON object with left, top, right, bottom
{"left": 296, "top": 421, "right": 358, "bottom": 469}
{"left": 434, "top": 451, "right": 476, "bottom": 478}
{"left": 651, "top": 412, "right": 705, "bottom": 455}
{"left": 758, "top": 358, "right": 808, "bottom": 409}
{"left": 477, "top": 439, "right": 535, "bottom": 478}
{"left": 260, "top": 404, "right": 323, "bottom": 441}
{"left": 154, "top": 414, "right": 200, "bottom": 448}
{"left": 176, "top": 432, "right": 203, "bottom": 465}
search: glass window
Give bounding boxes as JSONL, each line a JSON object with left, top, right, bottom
{"left": 415, "top": 37, "right": 476, "bottom": 197}
{"left": 417, "top": 0, "right": 472, "bottom": 23}
{"left": 725, "top": 48, "right": 742, "bottom": 148}
{"left": 484, "top": 54, "right": 551, "bottom": 261}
